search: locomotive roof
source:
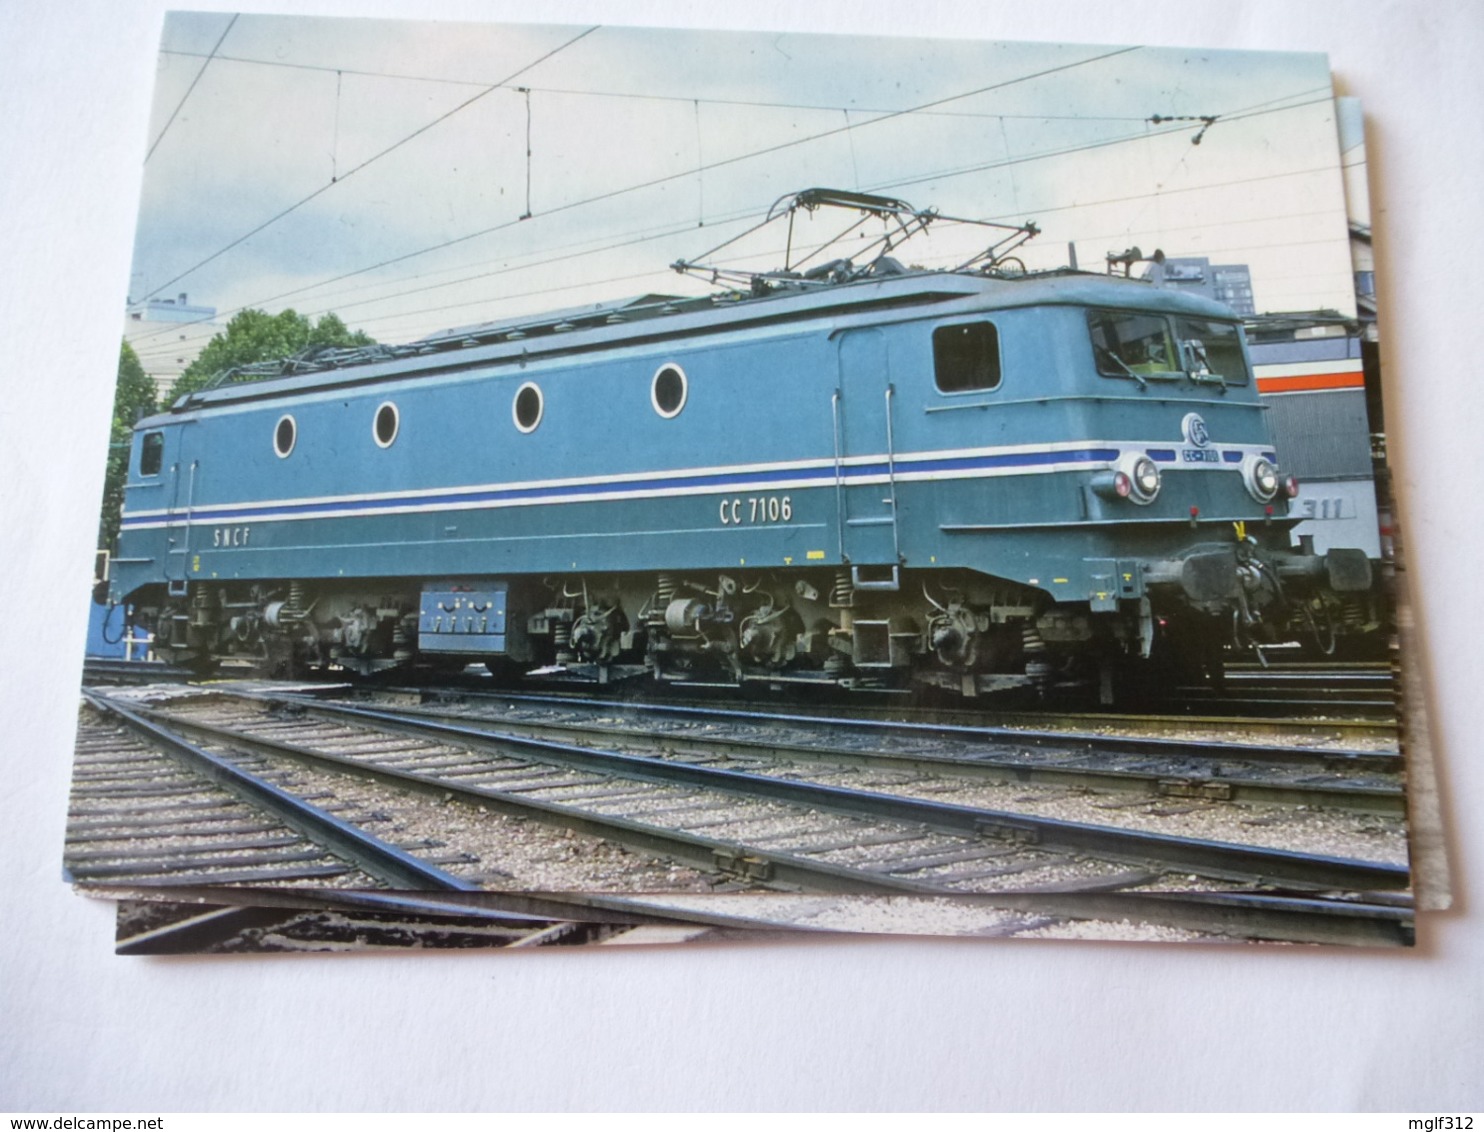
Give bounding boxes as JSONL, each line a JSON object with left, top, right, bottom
{"left": 153, "top": 269, "right": 1239, "bottom": 420}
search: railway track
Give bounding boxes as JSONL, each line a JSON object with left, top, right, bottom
{"left": 123, "top": 690, "right": 1408, "bottom": 889}
{"left": 337, "top": 686, "right": 1403, "bottom": 815}
{"left": 74, "top": 693, "right": 767, "bottom": 951}
{"left": 69, "top": 694, "right": 464, "bottom": 890}
{"left": 72, "top": 683, "right": 1415, "bottom": 945}
{"left": 395, "top": 663, "right": 1402, "bottom": 739}
{"left": 76, "top": 655, "right": 1400, "bottom": 736}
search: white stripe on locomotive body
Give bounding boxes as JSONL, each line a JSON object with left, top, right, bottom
{"left": 119, "top": 438, "right": 1280, "bottom": 531}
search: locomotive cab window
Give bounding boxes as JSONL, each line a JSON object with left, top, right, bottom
{"left": 933, "top": 321, "right": 1001, "bottom": 393}
{"left": 1175, "top": 318, "right": 1250, "bottom": 385}
{"left": 139, "top": 431, "right": 164, "bottom": 476}
{"left": 1088, "top": 310, "right": 1181, "bottom": 380}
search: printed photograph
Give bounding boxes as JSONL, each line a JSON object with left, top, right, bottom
{"left": 70, "top": 14, "right": 1415, "bottom": 952}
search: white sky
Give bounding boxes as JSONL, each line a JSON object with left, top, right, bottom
{"left": 125, "top": 15, "right": 1354, "bottom": 373}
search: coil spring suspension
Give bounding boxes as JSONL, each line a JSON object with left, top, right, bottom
{"left": 282, "top": 581, "right": 308, "bottom": 621}
{"left": 552, "top": 618, "right": 574, "bottom": 664}
{"left": 392, "top": 619, "right": 412, "bottom": 662}
{"left": 830, "top": 570, "right": 855, "bottom": 608}
{"left": 649, "top": 574, "right": 677, "bottom": 627}
{"left": 1021, "top": 624, "right": 1047, "bottom": 653}
{"left": 1339, "top": 597, "right": 1368, "bottom": 630}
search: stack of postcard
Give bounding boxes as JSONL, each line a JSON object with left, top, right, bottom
{"left": 68, "top": 14, "right": 1447, "bottom": 955}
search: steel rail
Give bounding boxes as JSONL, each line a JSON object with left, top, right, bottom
{"left": 380, "top": 685, "right": 1403, "bottom": 774}
{"left": 318, "top": 693, "right": 1404, "bottom": 816}
{"left": 956, "top": 889, "right": 1413, "bottom": 947}
{"left": 81, "top": 658, "right": 196, "bottom": 684}
{"left": 83, "top": 691, "right": 480, "bottom": 892}
{"left": 218, "top": 694, "right": 1409, "bottom": 892}
{"left": 128, "top": 703, "right": 968, "bottom": 896}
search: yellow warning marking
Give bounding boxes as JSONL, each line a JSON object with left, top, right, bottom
{"left": 192, "top": 556, "right": 200, "bottom": 573}
{"left": 806, "top": 550, "right": 825, "bottom": 560}
{"left": 784, "top": 556, "right": 794, "bottom": 565}
{"left": 740, "top": 558, "right": 746, "bottom": 565}
{"left": 1053, "top": 577, "right": 1068, "bottom": 584}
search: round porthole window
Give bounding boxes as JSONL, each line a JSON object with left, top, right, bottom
{"left": 373, "top": 401, "right": 399, "bottom": 448}
{"left": 513, "top": 382, "right": 543, "bottom": 433}
{"left": 274, "top": 414, "right": 297, "bottom": 458}
{"left": 651, "top": 363, "right": 687, "bottom": 418}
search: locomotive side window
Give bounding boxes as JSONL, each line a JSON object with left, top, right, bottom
{"left": 274, "top": 415, "right": 296, "bottom": 458}
{"left": 933, "top": 321, "right": 1001, "bottom": 393}
{"left": 651, "top": 364, "right": 688, "bottom": 418}
{"left": 139, "top": 431, "right": 164, "bottom": 475}
{"left": 513, "top": 382, "right": 543, "bottom": 433}
{"left": 1175, "top": 318, "right": 1250, "bottom": 385}
{"left": 1088, "top": 311, "right": 1181, "bottom": 379}
{"left": 373, "top": 401, "right": 399, "bottom": 448}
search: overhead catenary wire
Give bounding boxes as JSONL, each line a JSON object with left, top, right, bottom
{"left": 130, "top": 143, "right": 1349, "bottom": 364}
{"left": 128, "top": 44, "right": 1142, "bottom": 337}
{"left": 137, "top": 25, "right": 598, "bottom": 303}
{"left": 303, "top": 226, "right": 1354, "bottom": 345}
{"left": 158, "top": 46, "right": 1158, "bottom": 123}
{"left": 130, "top": 106, "right": 1346, "bottom": 363}
{"left": 133, "top": 188, "right": 1350, "bottom": 364}
{"left": 282, "top": 140, "right": 1344, "bottom": 329}
{"left": 145, "top": 14, "right": 238, "bottom": 163}
{"left": 127, "top": 66, "right": 1339, "bottom": 356}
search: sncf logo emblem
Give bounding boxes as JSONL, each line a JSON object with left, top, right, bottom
{"left": 1182, "top": 412, "right": 1211, "bottom": 448}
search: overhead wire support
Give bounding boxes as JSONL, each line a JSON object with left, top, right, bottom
{"left": 1149, "top": 113, "right": 1220, "bottom": 145}
{"left": 331, "top": 70, "right": 342, "bottom": 182}
{"left": 519, "top": 86, "right": 533, "bottom": 220}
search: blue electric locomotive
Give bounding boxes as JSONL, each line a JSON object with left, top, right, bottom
{"left": 107, "top": 190, "right": 1374, "bottom": 695}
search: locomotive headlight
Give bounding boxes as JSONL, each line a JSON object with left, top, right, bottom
{"left": 1243, "top": 456, "right": 1281, "bottom": 502}
{"left": 1096, "top": 453, "right": 1161, "bottom": 505}
{"left": 1132, "top": 457, "right": 1161, "bottom": 500}
{"left": 1119, "top": 453, "right": 1162, "bottom": 505}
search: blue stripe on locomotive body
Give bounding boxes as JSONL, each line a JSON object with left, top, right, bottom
{"left": 112, "top": 271, "right": 1287, "bottom": 610}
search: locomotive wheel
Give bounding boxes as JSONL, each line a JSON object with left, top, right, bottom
{"left": 185, "top": 654, "right": 220, "bottom": 680}
{"left": 254, "top": 638, "right": 306, "bottom": 681}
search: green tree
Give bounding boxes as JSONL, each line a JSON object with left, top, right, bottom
{"left": 166, "top": 308, "right": 375, "bottom": 402}
{"left": 97, "top": 341, "right": 158, "bottom": 553}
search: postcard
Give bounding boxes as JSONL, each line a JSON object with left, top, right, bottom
{"left": 69, "top": 15, "right": 1420, "bottom": 952}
